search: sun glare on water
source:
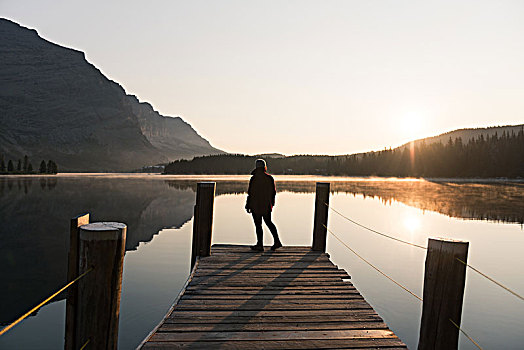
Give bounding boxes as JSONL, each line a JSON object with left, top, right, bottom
{"left": 404, "top": 214, "right": 421, "bottom": 233}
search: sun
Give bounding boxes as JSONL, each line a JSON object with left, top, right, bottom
{"left": 399, "top": 112, "right": 424, "bottom": 140}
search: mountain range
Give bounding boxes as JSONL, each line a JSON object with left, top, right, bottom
{"left": 1, "top": 18, "right": 521, "bottom": 173}
{"left": 0, "top": 18, "right": 223, "bottom": 172}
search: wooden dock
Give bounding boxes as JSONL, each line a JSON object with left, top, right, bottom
{"left": 55, "top": 182, "right": 469, "bottom": 349}
{"left": 140, "top": 244, "right": 407, "bottom": 349}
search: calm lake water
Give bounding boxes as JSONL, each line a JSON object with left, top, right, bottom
{"left": 0, "top": 174, "right": 523, "bottom": 349}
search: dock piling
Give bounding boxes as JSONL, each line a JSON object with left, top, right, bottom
{"left": 191, "top": 182, "right": 216, "bottom": 267}
{"left": 312, "top": 182, "right": 330, "bottom": 251}
{"left": 65, "top": 213, "right": 90, "bottom": 350}
{"left": 418, "top": 238, "right": 469, "bottom": 350}
{"left": 74, "top": 222, "right": 126, "bottom": 350}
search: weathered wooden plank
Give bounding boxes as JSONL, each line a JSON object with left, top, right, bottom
{"left": 184, "top": 289, "right": 357, "bottom": 296}
{"left": 196, "top": 264, "right": 338, "bottom": 270}
{"left": 204, "top": 253, "right": 318, "bottom": 257}
{"left": 207, "top": 253, "right": 320, "bottom": 257}
{"left": 193, "top": 270, "right": 347, "bottom": 276}
{"left": 207, "top": 252, "right": 319, "bottom": 257}
{"left": 198, "top": 259, "right": 332, "bottom": 264}
{"left": 191, "top": 277, "right": 348, "bottom": 282}
{"left": 187, "top": 281, "right": 352, "bottom": 287}
{"left": 182, "top": 293, "right": 360, "bottom": 299}
{"left": 191, "top": 277, "right": 348, "bottom": 284}
{"left": 194, "top": 270, "right": 343, "bottom": 275}
{"left": 204, "top": 256, "right": 328, "bottom": 260}
{"left": 190, "top": 276, "right": 351, "bottom": 282}
{"left": 174, "top": 302, "right": 372, "bottom": 311}
{"left": 192, "top": 274, "right": 348, "bottom": 279}
{"left": 142, "top": 340, "right": 407, "bottom": 350}
{"left": 211, "top": 244, "right": 312, "bottom": 250}
{"left": 178, "top": 297, "right": 366, "bottom": 305}
{"left": 189, "top": 286, "right": 356, "bottom": 292}
{"left": 194, "top": 269, "right": 348, "bottom": 274}
{"left": 200, "top": 255, "right": 331, "bottom": 260}
{"left": 157, "top": 321, "right": 388, "bottom": 332}
{"left": 166, "top": 309, "right": 381, "bottom": 317}
{"left": 197, "top": 264, "right": 339, "bottom": 268}
{"left": 141, "top": 245, "right": 406, "bottom": 349}
{"left": 186, "top": 286, "right": 357, "bottom": 293}
{"left": 149, "top": 329, "right": 397, "bottom": 342}
{"left": 191, "top": 275, "right": 350, "bottom": 281}
{"left": 165, "top": 313, "right": 383, "bottom": 324}
{"left": 210, "top": 247, "right": 314, "bottom": 251}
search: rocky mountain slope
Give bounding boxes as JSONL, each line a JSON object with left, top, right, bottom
{"left": 0, "top": 18, "right": 223, "bottom": 171}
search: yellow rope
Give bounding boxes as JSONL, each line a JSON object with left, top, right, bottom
{"left": 79, "top": 339, "right": 90, "bottom": 350}
{"left": 324, "top": 224, "right": 423, "bottom": 301}
{"left": 326, "top": 203, "right": 427, "bottom": 249}
{"left": 449, "top": 318, "right": 483, "bottom": 350}
{"left": 456, "top": 258, "right": 524, "bottom": 302}
{"left": 325, "top": 225, "right": 485, "bottom": 350}
{"left": 327, "top": 203, "right": 523, "bottom": 302}
{"left": 0, "top": 267, "right": 94, "bottom": 337}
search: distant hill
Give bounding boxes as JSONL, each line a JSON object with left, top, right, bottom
{"left": 399, "top": 124, "right": 524, "bottom": 149}
{"left": 254, "top": 153, "right": 286, "bottom": 158}
{"left": 165, "top": 124, "right": 524, "bottom": 177}
{"left": 0, "top": 18, "right": 223, "bottom": 171}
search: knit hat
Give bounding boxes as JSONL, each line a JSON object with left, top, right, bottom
{"left": 255, "top": 159, "right": 266, "bottom": 168}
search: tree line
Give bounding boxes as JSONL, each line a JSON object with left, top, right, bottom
{"left": 164, "top": 129, "right": 524, "bottom": 178}
{"left": 0, "top": 155, "right": 58, "bottom": 174}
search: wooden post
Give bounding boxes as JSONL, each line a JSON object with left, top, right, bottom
{"left": 75, "top": 222, "right": 126, "bottom": 350}
{"left": 312, "top": 182, "right": 330, "bottom": 252}
{"left": 65, "top": 213, "right": 90, "bottom": 350}
{"left": 418, "top": 238, "right": 469, "bottom": 350}
{"left": 191, "top": 182, "right": 216, "bottom": 267}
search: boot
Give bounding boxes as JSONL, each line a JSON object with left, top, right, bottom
{"left": 250, "top": 244, "right": 264, "bottom": 252}
{"left": 270, "top": 241, "right": 283, "bottom": 251}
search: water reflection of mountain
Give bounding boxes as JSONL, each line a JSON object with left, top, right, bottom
{"left": 0, "top": 177, "right": 195, "bottom": 324}
{"left": 167, "top": 179, "right": 524, "bottom": 224}
{"left": 1, "top": 177, "right": 522, "bottom": 325}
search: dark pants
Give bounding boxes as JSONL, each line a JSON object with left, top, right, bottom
{"left": 252, "top": 212, "right": 280, "bottom": 246}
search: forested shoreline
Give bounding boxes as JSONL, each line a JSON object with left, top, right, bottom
{"left": 0, "top": 155, "right": 58, "bottom": 175}
{"left": 164, "top": 130, "right": 524, "bottom": 178}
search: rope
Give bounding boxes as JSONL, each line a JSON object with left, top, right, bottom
{"left": 326, "top": 203, "right": 427, "bottom": 250}
{"left": 324, "top": 224, "right": 423, "bottom": 302}
{"left": 456, "top": 258, "right": 524, "bottom": 302}
{"left": 325, "top": 203, "right": 524, "bottom": 303}
{"left": 324, "top": 225, "right": 485, "bottom": 349}
{"left": 79, "top": 339, "right": 90, "bottom": 350}
{"left": 0, "top": 267, "right": 94, "bottom": 337}
{"left": 449, "top": 318, "right": 483, "bottom": 350}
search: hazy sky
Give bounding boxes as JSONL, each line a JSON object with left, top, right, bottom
{"left": 3, "top": 1, "right": 524, "bottom": 155}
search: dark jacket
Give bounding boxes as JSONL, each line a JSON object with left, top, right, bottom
{"left": 245, "top": 168, "right": 276, "bottom": 214}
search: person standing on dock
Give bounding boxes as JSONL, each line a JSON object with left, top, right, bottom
{"left": 245, "top": 158, "right": 282, "bottom": 251}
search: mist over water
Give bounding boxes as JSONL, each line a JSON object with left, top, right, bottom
{"left": 0, "top": 175, "right": 523, "bottom": 349}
